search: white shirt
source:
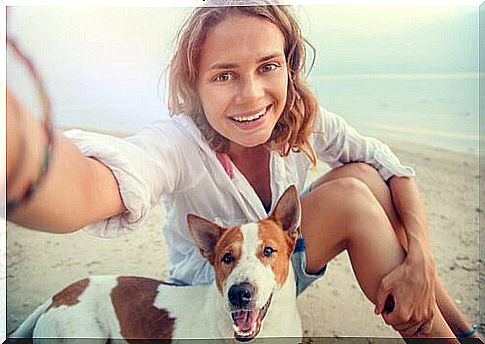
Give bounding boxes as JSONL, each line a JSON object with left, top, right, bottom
{"left": 65, "top": 107, "right": 415, "bottom": 285}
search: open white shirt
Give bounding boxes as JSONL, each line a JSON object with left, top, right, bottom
{"left": 65, "top": 107, "right": 415, "bottom": 285}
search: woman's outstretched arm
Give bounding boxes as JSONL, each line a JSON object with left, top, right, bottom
{"left": 7, "top": 90, "right": 125, "bottom": 233}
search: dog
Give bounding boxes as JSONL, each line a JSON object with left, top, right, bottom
{"left": 9, "top": 186, "right": 302, "bottom": 343}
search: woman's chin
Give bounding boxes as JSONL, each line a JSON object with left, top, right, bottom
{"left": 229, "top": 135, "right": 272, "bottom": 151}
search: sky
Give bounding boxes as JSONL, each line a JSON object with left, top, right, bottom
{"left": 297, "top": 5, "right": 478, "bottom": 75}
{"left": 5, "top": 4, "right": 479, "bottom": 133}
{"left": 7, "top": 5, "right": 477, "bottom": 99}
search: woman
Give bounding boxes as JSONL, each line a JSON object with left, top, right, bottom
{"left": 6, "top": 2, "right": 479, "bottom": 341}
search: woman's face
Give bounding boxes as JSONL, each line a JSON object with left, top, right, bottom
{"left": 197, "top": 14, "right": 288, "bottom": 152}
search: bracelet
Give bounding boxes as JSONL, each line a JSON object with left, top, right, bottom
{"left": 455, "top": 324, "right": 478, "bottom": 339}
{"left": 6, "top": 123, "right": 53, "bottom": 216}
{"left": 6, "top": 35, "right": 54, "bottom": 216}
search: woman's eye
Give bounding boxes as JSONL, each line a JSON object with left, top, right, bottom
{"left": 260, "top": 63, "right": 279, "bottom": 73}
{"left": 214, "top": 72, "right": 234, "bottom": 82}
{"left": 222, "top": 252, "right": 234, "bottom": 264}
{"left": 263, "top": 246, "right": 276, "bottom": 258}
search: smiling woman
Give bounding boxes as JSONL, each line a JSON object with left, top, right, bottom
{"left": 195, "top": 15, "right": 288, "bottom": 150}
{"left": 169, "top": 4, "right": 319, "bottom": 166}
{"left": 6, "top": 1, "right": 481, "bottom": 342}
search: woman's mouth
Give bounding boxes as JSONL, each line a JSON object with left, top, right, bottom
{"left": 232, "top": 107, "right": 267, "bottom": 123}
{"left": 229, "top": 105, "right": 272, "bottom": 129}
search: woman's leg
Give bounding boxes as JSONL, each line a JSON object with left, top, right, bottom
{"left": 313, "top": 163, "right": 476, "bottom": 338}
{"left": 300, "top": 174, "right": 458, "bottom": 342}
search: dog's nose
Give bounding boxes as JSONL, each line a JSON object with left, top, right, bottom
{"left": 228, "top": 282, "right": 255, "bottom": 308}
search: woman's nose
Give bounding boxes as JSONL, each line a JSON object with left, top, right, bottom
{"left": 237, "top": 75, "right": 264, "bottom": 103}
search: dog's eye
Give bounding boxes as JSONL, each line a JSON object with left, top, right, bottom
{"left": 222, "top": 252, "right": 234, "bottom": 264}
{"left": 263, "top": 246, "right": 276, "bottom": 257}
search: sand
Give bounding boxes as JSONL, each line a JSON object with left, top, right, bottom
{"left": 5, "top": 140, "right": 482, "bottom": 340}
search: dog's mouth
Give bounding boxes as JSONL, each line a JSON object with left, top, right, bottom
{"left": 230, "top": 292, "right": 273, "bottom": 342}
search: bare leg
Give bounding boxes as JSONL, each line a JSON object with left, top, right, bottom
{"left": 310, "top": 163, "right": 477, "bottom": 339}
{"left": 300, "top": 174, "right": 458, "bottom": 342}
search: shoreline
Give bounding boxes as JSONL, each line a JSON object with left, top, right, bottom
{"left": 59, "top": 124, "right": 481, "bottom": 158}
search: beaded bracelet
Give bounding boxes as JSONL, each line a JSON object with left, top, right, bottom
{"left": 6, "top": 36, "right": 54, "bottom": 216}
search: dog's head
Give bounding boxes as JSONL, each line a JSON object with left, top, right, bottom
{"left": 187, "top": 185, "right": 300, "bottom": 341}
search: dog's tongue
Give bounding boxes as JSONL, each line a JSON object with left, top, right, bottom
{"left": 232, "top": 310, "right": 258, "bottom": 332}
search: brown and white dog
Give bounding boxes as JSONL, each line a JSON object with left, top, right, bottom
{"left": 9, "top": 186, "right": 302, "bottom": 343}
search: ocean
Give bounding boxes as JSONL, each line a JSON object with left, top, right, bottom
{"left": 308, "top": 73, "right": 479, "bottom": 154}
{"left": 52, "top": 73, "right": 479, "bottom": 155}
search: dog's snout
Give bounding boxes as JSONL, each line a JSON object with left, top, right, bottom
{"left": 228, "top": 282, "right": 255, "bottom": 308}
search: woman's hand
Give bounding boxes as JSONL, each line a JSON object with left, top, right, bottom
{"left": 374, "top": 233, "right": 437, "bottom": 336}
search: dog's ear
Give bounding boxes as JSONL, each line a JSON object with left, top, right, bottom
{"left": 187, "top": 214, "right": 223, "bottom": 266}
{"left": 270, "top": 185, "right": 301, "bottom": 240}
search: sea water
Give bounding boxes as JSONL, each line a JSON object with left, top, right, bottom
{"left": 52, "top": 73, "right": 479, "bottom": 155}
{"left": 308, "top": 73, "right": 479, "bottom": 155}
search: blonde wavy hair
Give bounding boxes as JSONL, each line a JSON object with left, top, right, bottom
{"left": 168, "top": 1, "right": 320, "bottom": 165}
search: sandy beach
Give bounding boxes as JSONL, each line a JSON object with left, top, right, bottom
{"left": 6, "top": 139, "right": 482, "bottom": 340}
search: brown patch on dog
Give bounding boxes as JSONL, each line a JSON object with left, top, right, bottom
{"left": 46, "top": 278, "right": 90, "bottom": 311}
{"left": 213, "top": 227, "right": 244, "bottom": 293}
{"left": 257, "top": 219, "right": 296, "bottom": 286}
{"left": 111, "top": 276, "right": 175, "bottom": 341}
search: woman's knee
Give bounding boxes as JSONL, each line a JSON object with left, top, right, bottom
{"left": 321, "top": 163, "right": 406, "bottom": 238}
{"left": 315, "top": 175, "right": 374, "bottom": 198}
{"left": 301, "top": 177, "right": 386, "bottom": 266}
{"left": 301, "top": 176, "right": 398, "bottom": 270}
{"left": 330, "top": 163, "right": 382, "bottom": 186}
{"left": 311, "top": 163, "right": 385, "bottom": 196}
{"left": 310, "top": 176, "right": 384, "bottom": 222}
{"left": 339, "top": 162, "right": 380, "bottom": 176}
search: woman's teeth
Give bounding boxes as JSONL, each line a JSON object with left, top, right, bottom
{"left": 232, "top": 108, "right": 266, "bottom": 123}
